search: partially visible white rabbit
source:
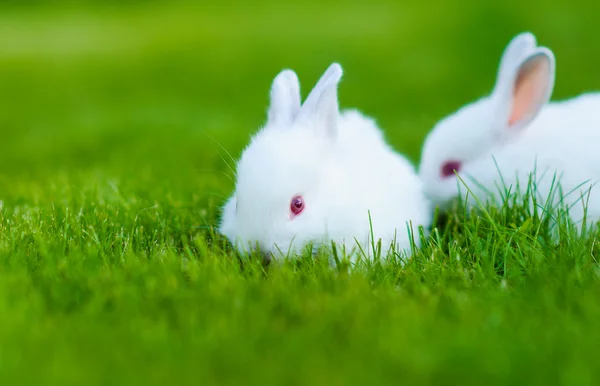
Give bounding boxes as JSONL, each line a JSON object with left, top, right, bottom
{"left": 419, "top": 32, "right": 600, "bottom": 228}
{"left": 220, "top": 63, "right": 431, "bottom": 261}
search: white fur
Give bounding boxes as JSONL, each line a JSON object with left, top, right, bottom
{"left": 220, "top": 63, "right": 431, "bottom": 260}
{"left": 419, "top": 32, "right": 600, "bottom": 228}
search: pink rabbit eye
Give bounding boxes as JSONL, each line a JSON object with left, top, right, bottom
{"left": 290, "top": 195, "right": 305, "bottom": 217}
{"left": 441, "top": 161, "right": 461, "bottom": 178}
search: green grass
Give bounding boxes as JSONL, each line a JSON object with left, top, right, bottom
{"left": 1, "top": 1, "right": 600, "bottom": 385}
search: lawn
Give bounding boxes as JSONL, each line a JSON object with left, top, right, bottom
{"left": 1, "top": 1, "right": 600, "bottom": 385}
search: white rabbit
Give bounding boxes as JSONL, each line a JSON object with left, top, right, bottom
{"left": 220, "top": 63, "right": 431, "bottom": 261}
{"left": 419, "top": 32, "right": 600, "bottom": 228}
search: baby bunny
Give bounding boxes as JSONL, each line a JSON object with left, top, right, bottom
{"left": 220, "top": 63, "right": 431, "bottom": 261}
{"left": 419, "top": 32, "right": 600, "bottom": 228}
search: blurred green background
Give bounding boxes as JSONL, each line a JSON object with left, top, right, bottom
{"left": 2, "top": 1, "right": 600, "bottom": 384}
{"left": 2, "top": 0, "right": 599, "bottom": 203}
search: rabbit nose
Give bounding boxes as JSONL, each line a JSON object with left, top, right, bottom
{"left": 254, "top": 244, "right": 274, "bottom": 263}
{"left": 262, "top": 250, "right": 274, "bottom": 263}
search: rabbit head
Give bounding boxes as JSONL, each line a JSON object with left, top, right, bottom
{"left": 418, "top": 32, "right": 556, "bottom": 207}
{"left": 220, "top": 63, "right": 346, "bottom": 258}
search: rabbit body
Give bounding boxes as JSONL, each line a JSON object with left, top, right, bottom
{"left": 464, "top": 94, "right": 600, "bottom": 224}
{"left": 419, "top": 32, "right": 600, "bottom": 227}
{"left": 220, "top": 64, "right": 431, "bottom": 260}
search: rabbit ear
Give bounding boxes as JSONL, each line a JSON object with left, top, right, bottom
{"left": 267, "top": 69, "right": 301, "bottom": 126}
{"left": 507, "top": 49, "right": 555, "bottom": 127}
{"left": 296, "top": 63, "right": 343, "bottom": 140}
{"left": 493, "top": 48, "right": 555, "bottom": 131}
{"left": 495, "top": 32, "right": 538, "bottom": 91}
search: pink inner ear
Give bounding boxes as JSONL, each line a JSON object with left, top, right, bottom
{"left": 508, "top": 56, "right": 550, "bottom": 127}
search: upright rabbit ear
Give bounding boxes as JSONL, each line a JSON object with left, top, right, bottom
{"left": 296, "top": 63, "right": 343, "bottom": 140}
{"left": 495, "top": 32, "right": 538, "bottom": 91}
{"left": 493, "top": 46, "right": 555, "bottom": 131}
{"left": 267, "top": 69, "right": 301, "bottom": 127}
{"left": 507, "top": 49, "right": 555, "bottom": 128}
